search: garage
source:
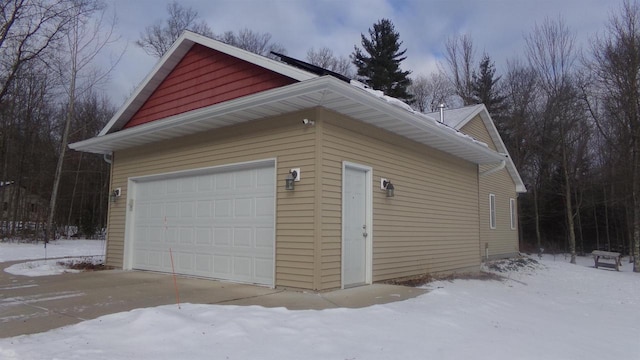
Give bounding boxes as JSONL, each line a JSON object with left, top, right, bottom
{"left": 129, "top": 162, "right": 275, "bottom": 286}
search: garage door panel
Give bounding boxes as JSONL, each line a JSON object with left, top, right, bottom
{"left": 196, "top": 174, "right": 213, "bottom": 191}
{"left": 177, "top": 176, "right": 194, "bottom": 193}
{"left": 179, "top": 201, "right": 194, "bottom": 219}
{"left": 196, "top": 201, "right": 212, "bottom": 217}
{"left": 256, "top": 227, "right": 275, "bottom": 248}
{"left": 195, "top": 254, "right": 212, "bottom": 274}
{"left": 256, "top": 197, "right": 274, "bottom": 217}
{"left": 177, "top": 252, "right": 194, "bottom": 272}
{"left": 256, "top": 166, "right": 275, "bottom": 187}
{"left": 148, "top": 250, "right": 162, "bottom": 267}
{"left": 161, "top": 201, "right": 177, "bottom": 219}
{"left": 195, "top": 227, "right": 212, "bottom": 245}
{"left": 213, "top": 255, "right": 231, "bottom": 275}
{"left": 132, "top": 163, "right": 275, "bottom": 286}
{"left": 235, "top": 169, "right": 253, "bottom": 189}
{"left": 254, "top": 257, "right": 273, "bottom": 281}
{"left": 149, "top": 227, "right": 163, "bottom": 243}
{"left": 214, "top": 227, "right": 232, "bottom": 246}
{"left": 233, "top": 227, "right": 253, "bottom": 247}
{"left": 179, "top": 227, "right": 193, "bottom": 244}
{"left": 165, "top": 228, "right": 178, "bottom": 243}
{"left": 216, "top": 173, "right": 232, "bottom": 190}
{"left": 214, "top": 199, "right": 232, "bottom": 217}
{"left": 234, "top": 198, "right": 252, "bottom": 217}
{"left": 233, "top": 256, "right": 252, "bottom": 277}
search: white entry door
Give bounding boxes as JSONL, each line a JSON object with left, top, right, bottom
{"left": 130, "top": 163, "right": 275, "bottom": 286}
{"left": 343, "top": 165, "right": 370, "bottom": 288}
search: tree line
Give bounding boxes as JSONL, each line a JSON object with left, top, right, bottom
{"left": 1, "top": 0, "right": 638, "bottom": 273}
{"left": 435, "top": 3, "right": 640, "bottom": 272}
{"left": 0, "top": 0, "right": 116, "bottom": 240}
{"left": 303, "top": 3, "right": 640, "bottom": 270}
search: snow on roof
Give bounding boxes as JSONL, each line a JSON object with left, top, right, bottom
{"left": 426, "top": 104, "right": 484, "bottom": 129}
{"left": 76, "top": 32, "right": 500, "bottom": 164}
{"left": 349, "top": 80, "right": 489, "bottom": 148}
{"left": 425, "top": 104, "right": 526, "bottom": 193}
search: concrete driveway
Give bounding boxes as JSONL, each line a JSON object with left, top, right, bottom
{"left": 0, "top": 259, "right": 426, "bottom": 338}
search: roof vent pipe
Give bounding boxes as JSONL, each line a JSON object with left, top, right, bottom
{"left": 437, "top": 103, "right": 446, "bottom": 123}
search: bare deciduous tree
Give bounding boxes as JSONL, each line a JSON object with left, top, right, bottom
{"left": 408, "top": 72, "right": 456, "bottom": 113}
{"left": 136, "top": 1, "right": 213, "bottom": 58}
{"left": 443, "top": 33, "right": 476, "bottom": 105}
{"left": 46, "top": 0, "right": 120, "bottom": 242}
{"left": 584, "top": 0, "right": 640, "bottom": 271}
{"left": 0, "top": 0, "right": 81, "bottom": 106}
{"left": 216, "top": 28, "right": 285, "bottom": 59}
{"left": 525, "top": 16, "right": 583, "bottom": 264}
{"left": 306, "top": 47, "right": 353, "bottom": 78}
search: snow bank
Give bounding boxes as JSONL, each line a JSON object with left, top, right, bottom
{"left": 0, "top": 239, "right": 105, "bottom": 262}
{"left": 0, "top": 254, "right": 637, "bottom": 360}
{"left": 4, "top": 256, "right": 104, "bottom": 277}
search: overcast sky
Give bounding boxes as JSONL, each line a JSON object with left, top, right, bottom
{"left": 102, "top": 0, "right": 626, "bottom": 107}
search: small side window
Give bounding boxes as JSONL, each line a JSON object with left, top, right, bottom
{"left": 510, "top": 198, "right": 516, "bottom": 230}
{"left": 489, "top": 194, "right": 496, "bottom": 229}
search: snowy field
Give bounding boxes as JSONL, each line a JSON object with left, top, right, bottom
{"left": 0, "top": 242, "right": 638, "bottom": 359}
{"left": 0, "top": 239, "right": 106, "bottom": 277}
{"left": 0, "top": 239, "right": 105, "bottom": 262}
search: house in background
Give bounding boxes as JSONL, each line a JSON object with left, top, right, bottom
{"left": 70, "top": 31, "right": 525, "bottom": 291}
{"left": 1, "top": 181, "right": 47, "bottom": 235}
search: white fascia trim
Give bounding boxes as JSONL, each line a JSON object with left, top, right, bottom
{"left": 477, "top": 110, "right": 527, "bottom": 193}
{"left": 452, "top": 104, "right": 485, "bottom": 130}
{"left": 99, "top": 37, "right": 192, "bottom": 136}
{"left": 98, "top": 30, "right": 317, "bottom": 137}
{"left": 328, "top": 80, "right": 506, "bottom": 164}
{"left": 456, "top": 104, "right": 527, "bottom": 193}
{"left": 71, "top": 77, "right": 335, "bottom": 153}
{"left": 72, "top": 76, "right": 506, "bottom": 164}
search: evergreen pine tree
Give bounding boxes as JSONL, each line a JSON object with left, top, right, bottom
{"left": 472, "top": 54, "right": 506, "bottom": 115}
{"left": 352, "top": 19, "right": 413, "bottom": 102}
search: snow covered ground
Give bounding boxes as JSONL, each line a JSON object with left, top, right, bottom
{"left": 0, "top": 239, "right": 105, "bottom": 262}
{"left": 0, "top": 239, "right": 106, "bottom": 277}
{"left": 0, "top": 243, "right": 637, "bottom": 359}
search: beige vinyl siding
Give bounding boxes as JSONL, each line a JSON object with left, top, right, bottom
{"left": 107, "top": 109, "right": 318, "bottom": 289}
{"left": 461, "top": 115, "right": 519, "bottom": 259}
{"left": 319, "top": 108, "right": 481, "bottom": 287}
{"left": 478, "top": 169, "right": 519, "bottom": 258}
{"left": 461, "top": 115, "right": 497, "bottom": 151}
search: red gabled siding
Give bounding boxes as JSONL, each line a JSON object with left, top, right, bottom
{"left": 124, "top": 44, "right": 297, "bottom": 129}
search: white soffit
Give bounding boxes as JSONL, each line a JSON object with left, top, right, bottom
{"left": 70, "top": 76, "right": 505, "bottom": 165}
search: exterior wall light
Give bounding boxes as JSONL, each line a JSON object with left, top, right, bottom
{"left": 285, "top": 169, "right": 300, "bottom": 190}
{"left": 382, "top": 179, "right": 395, "bottom": 197}
{"left": 110, "top": 187, "right": 121, "bottom": 203}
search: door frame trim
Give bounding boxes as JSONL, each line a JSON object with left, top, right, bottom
{"left": 341, "top": 161, "right": 373, "bottom": 289}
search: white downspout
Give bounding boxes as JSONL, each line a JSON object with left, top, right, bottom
{"left": 103, "top": 153, "right": 113, "bottom": 164}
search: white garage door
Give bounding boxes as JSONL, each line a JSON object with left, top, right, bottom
{"left": 131, "top": 163, "right": 275, "bottom": 286}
